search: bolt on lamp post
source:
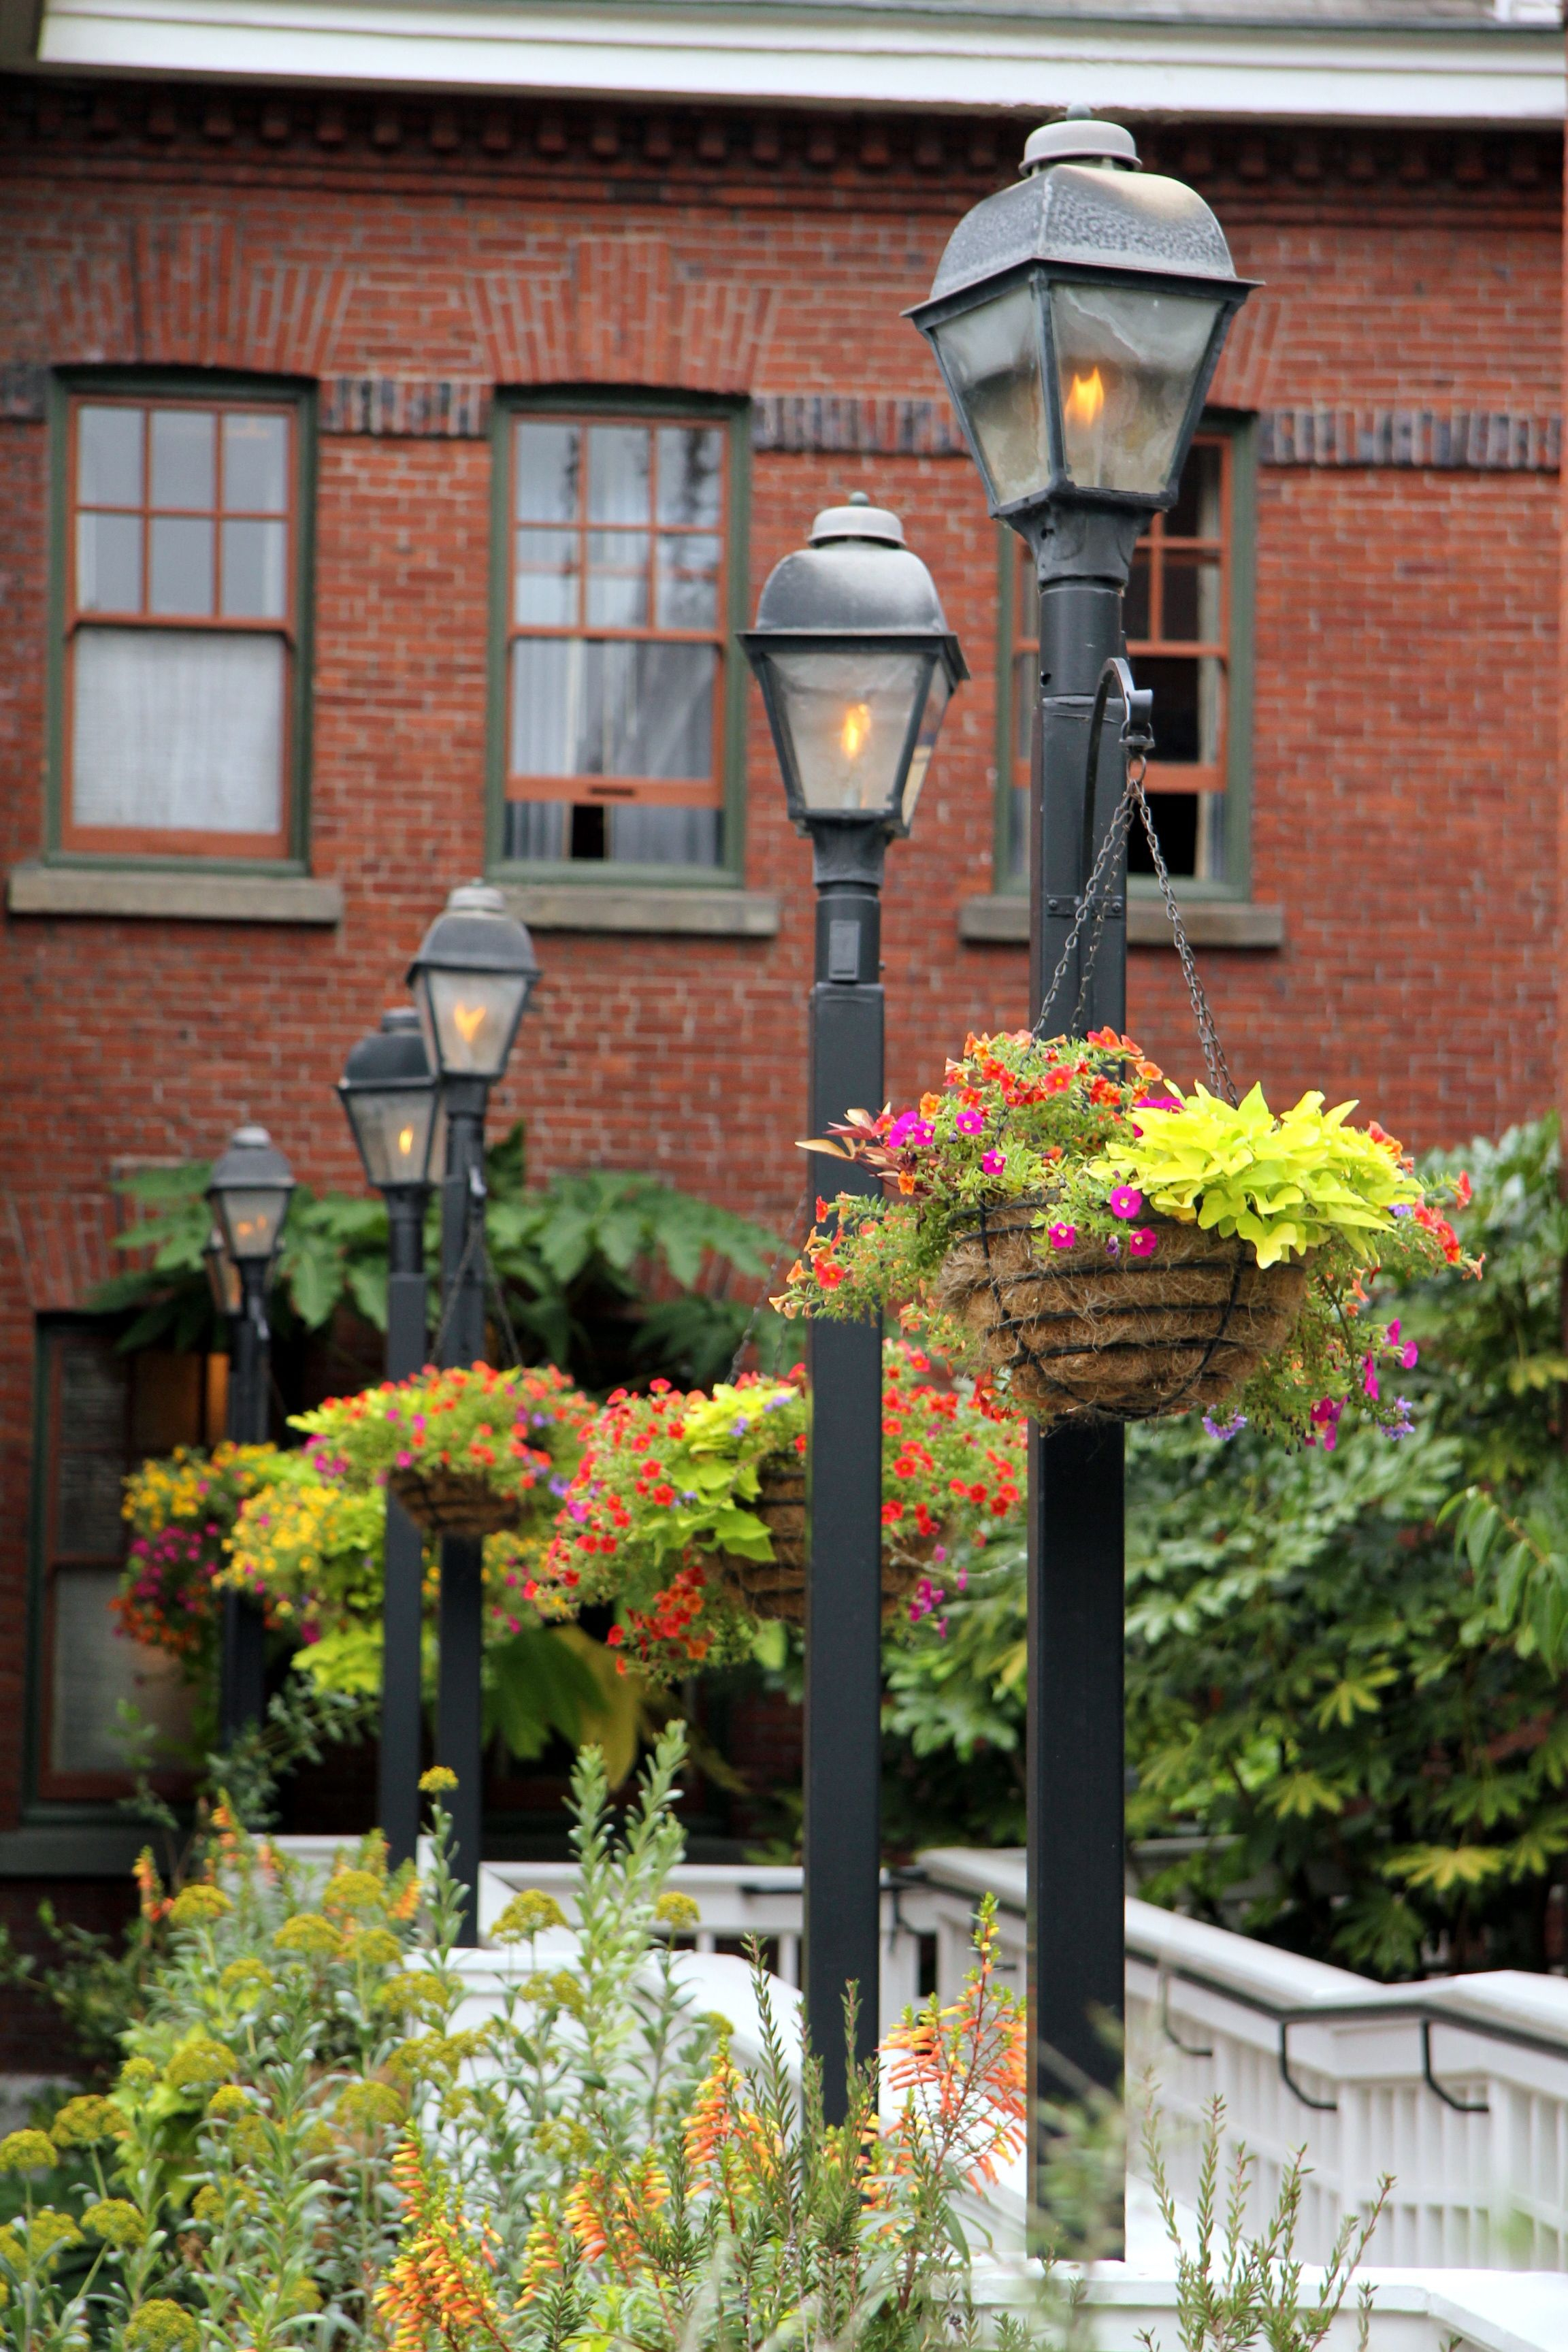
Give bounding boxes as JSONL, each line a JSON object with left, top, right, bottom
{"left": 407, "top": 881, "right": 540, "bottom": 1940}
{"left": 743, "top": 494, "right": 966, "bottom": 2121}
{"left": 909, "top": 112, "right": 1251, "bottom": 2236}
{"left": 206, "top": 1124, "right": 296, "bottom": 1745}
{"left": 338, "top": 1006, "right": 442, "bottom": 1871}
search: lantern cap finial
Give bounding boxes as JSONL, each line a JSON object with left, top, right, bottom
{"left": 1021, "top": 116, "right": 1138, "bottom": 177}
{"left": 808, "top": 497, "right": 905, "bottom": 549}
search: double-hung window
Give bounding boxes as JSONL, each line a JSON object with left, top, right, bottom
{"left": 1002, "top": 425, "right": 1250, "bottom": 889}
{"left": 497, "top": 408, "right": 738, "bottom": 871}
{"left": 61, "top": 388, "right": 306, "bottom": 860}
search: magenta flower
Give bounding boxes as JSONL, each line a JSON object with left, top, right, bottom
{"left": 1109, "top": 1186, "right": 1143, "bottom": 1219}
{"left": 955, "top": 1109, "right": 985, "bottom": 1136}
{"left": 887, "top": 1111, "right": 935, "bottom": 1150}
{"left": 1128, "top": 1226, "right": 1158, "bottom": 1258}
{"left": 1047, "top": 1222, "right": 1077, "bottom": 1250}
{"left": 1386, "top": 1320, "right": 1401, "bottom": 1343}
{"left": 1309, "top": 1396, "right": 1345, "bottom": 1452}
{"left": 1362, "top": 1353, "right": 1380, "bottom": 1401}
{"left": 982, "top": 1149, "right": 1007, "bottom": 1176}
{"left": 1400, "top": 1341, "right": 1419, "bottom": 1369}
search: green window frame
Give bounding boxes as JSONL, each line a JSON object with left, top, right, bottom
{"left": 485, "top": 389, "right": 752, "bottom": 886}
{"left": 994, "top": 410, "right": 1256, "bottom": 900}
{"left": 45, "top": 367, "right": 317, "bottom": 873}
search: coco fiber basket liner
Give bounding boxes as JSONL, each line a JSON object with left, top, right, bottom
{"left": 387, "top": 1465, "right": 525, "bottom": 1539}
{"left": 713, "top": 1460, "right": 929, "bottom": 1625}
{"left": 936, "top": 1205, "right": 1308, "bottom": 1424}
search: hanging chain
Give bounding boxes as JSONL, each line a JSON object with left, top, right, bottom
{"left": 1126, "top": 766, "right": 1237, "bottom": 1106}
{"left": 1032, "top": 695, "right": 1239, "bottom": 1107}
{"left": 428, "top": 1167, "right": 527, "bottom": 1371}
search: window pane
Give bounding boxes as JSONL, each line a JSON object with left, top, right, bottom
{"left": 656, "top": 426, "right": 723, "bottom": 527}
{"left": 503, "top": 802, "right": 568, "bottom": 861}
{"left": 150, "top": 408, "right": 216, "bottom": 510}
{"left": 50, "top": 1565, "right": 194, "bottom": 1775}
{"left": 1167, "top": 442, "right": 1224, "bottom": 539}
{"left": 606, "top": 806, "right": 720, "bottom": 865}
{"left": 586, "top": 531, "right": 649, "bottom": 627}
{"left": 657, "top": 532, "right": 721, "bottom": 630}
{"left": 1162, "top": 555, "right": 1222, "bottom": 644}
{"left": 150, "top": 515, "right": 214, "bottom": 616}
{"left": 1128, "top": 793, "right": 1199, "bottom": 879}
{"left": 222, "top": 412, "right": 288, "bottom": 513}
{"left": 1124, "top": 549, "right": 1152, "bottom": 640}
{"left": 72, "top": 627, "right": 285, "bottom": 834}
{"left": 587, "top": 425, "right": 651, "bottom": 525}
{"left": 55, "top": 1448, "right": 127, "bottom": 1556}
{"left": 1137, "top": 654, "right": 1222, "bottom": 766}
{"left": 78, "top": 405, "right": 143, "bottom": 507}
{"left": 221, "top": 519, "right": 287, "bottom": 619}
{"left": 514, "top": 528, "right": 579, "bottom": 626}
{"left": 510, "top": 636, "right": 715, "bottom": 781}
{"left": 515, "top": 421, "right": 581, "bottom": 523}
{"left": 77, "top": 512, "right": 142, "bottom": 612}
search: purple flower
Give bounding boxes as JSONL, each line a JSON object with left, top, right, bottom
{"left": 1203, "top": 1411, "right": 1247, "bottom": 1442}
{"left": 1385, "top": 1397, "right": 1416, "bottom": 1440}
{"left": 955, "top": 1109, "right": 985, "bottom": 1137}
{"left": 1105, "top": 1235, "right": 1121, "bottom": 1258}
{"left": 1392, "top": 1203, "right": 1414, "bottom": 1218}
{"left": 1109, "top": 1186, "right": 1144, "bottom": 1220}
{"left": 982, "top": 1150, "right": 1007, "bottom": 1177}
{"left": 549, "top": 1475, "right": 570, "bottom": 1497}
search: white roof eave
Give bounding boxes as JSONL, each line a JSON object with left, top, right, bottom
{"left": 32, "top": 0, "right": 1568, "bottom": 125}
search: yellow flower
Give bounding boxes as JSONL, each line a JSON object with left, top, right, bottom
{"left": 50, "top": 2095, "right": 125, "bottom": 2148}
{"left": 273, "top": 1913, "right": 344, "bottom": 1961}
{"left": 654, "top": 1892, "right": 701, "bottom": 1933}
{"left": 82, "top": 2200, "right": 145, "bottom": 2249}
{"left": 492, "top": 1891, "right": 568, "bottom": 1942}
{"left": 168, "top": 1884, "right": 231, "bottom": 1927}
{"left": 0, "top": 2131, "right": 56, "bottom": 2173}
{"left": 419, "top": 1766, "right": 458, "bottom": 1794}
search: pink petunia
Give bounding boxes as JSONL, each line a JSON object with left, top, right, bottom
{"left": 982, "top": 1150, "right": 1007, "bottom": 1176}
{"left": 1047, "top": 1222, "right": 1077, "bottom": 1250}
{"left": 1400, "top": 1341, "right": 1419, "bottom": 1369}
{"left": 1128, "top": 1226, "right": 1158, "bottom": 1258}
{"left": 1362, "top": 1354, "right": 1380, "bottom": 1401}
{"left": 955, "top": 1108, "right": 985, "bottom": 1136}
{"left": 1109, "top": 1186, "right": 1143, "bottom": 1220}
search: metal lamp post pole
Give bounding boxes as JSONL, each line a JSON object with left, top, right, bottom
{"left": 436, "top": 1080, "right": 489, "bottom": 1943}
{"left": 804, "top": 821, "right": 885, "bottom": 2121}
{"left": 218, "top": 1259, "right": 271, "bottom": 1744}
{"left": 1028, "top": 539, "right": 1134, "bottom": 2245}
{"left": 380, "top": 1188, "right": 429, "bottom": 1869}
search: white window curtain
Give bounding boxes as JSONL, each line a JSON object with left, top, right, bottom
{"left": 71, "top": 626, "right": 285, "bottom": 834}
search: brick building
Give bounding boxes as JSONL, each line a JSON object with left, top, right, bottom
{"left": 0, "top": 0, "right": 1563, "bottom": 1982}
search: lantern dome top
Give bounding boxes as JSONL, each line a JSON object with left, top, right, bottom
{"left": 342, "top": 1007, "right": 432, "bottom": 1090}
{"left": 407, "top": 879, "right": 539, "bottom": 981}
{"left": 927, "top": 125, "right": 1239, "bottom": 306}
{"left": 753, "top": 502, "right": 956, "bottom": 640}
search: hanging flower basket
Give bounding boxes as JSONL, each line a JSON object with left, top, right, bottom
{"left": 385, "top": 1463, "right": 528, "bottom": 1539}
{"left": 936, "top": 1205, "right": 1308, "bottom": 1424}
{"left": 712, "top": 1460, "right": 930, "bottom": 1624}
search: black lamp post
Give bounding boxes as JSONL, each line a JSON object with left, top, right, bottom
{"left": 909, "top": 112, "right": 1250, "bottom": 2235}
{"left": 338, "top": 1007, "right": 442, "bottom": 1871}
{"left": 206, "top": 1123, "right": 295, "bottom": 1744}
{"left": 407, "top": 881, "right": 540, "bottom": 1940}
{"left": 743, "top": 495, "right": 966, "bottom": 2119}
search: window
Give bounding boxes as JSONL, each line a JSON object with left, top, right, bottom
{"left": 29, "top": 1326, "right": 220, "bottom": 1805}
{"left": 59, "top": 388, "right": 306, "bottom": 860}
{"left": 1001, "top": 426, "right": 1250, "bottom": 889}
{"left": 495, "top": 408, "right": 739, "bottom": 872}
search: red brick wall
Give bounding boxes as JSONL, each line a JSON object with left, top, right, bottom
{"left": 0, "top": 86, "right": 1559, "bottom": 1848}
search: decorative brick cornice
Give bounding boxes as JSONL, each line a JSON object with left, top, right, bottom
{"left": 319, "top": 376, "right": 489, "bottom": 436}
{"left": 751, "top": 394, "right": 966, "bottom": 457}
{"left": 1258, "top": 408, "right": 1561, "bottom": 470}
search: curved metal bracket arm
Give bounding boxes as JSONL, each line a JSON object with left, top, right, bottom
{"left": 1279, "top": 2021, "right": 1339, "bottom": 2112}
{"left": 1159, "top": 1967, "right": 1215, "bottom": 2059}
{"left": 1422, "top": 2019, "right": 1490, "bottom": 2114}
{"left": 1079, "top": 656, "right": 1154, "bottom": 898}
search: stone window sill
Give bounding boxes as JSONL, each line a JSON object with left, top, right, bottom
{"left": 500, "top": 883, "right": 781, "bottom": 938}
{"left": 7, "top": 864, "right": 343, "bottom": 926}
{"left": 959, "top": 895, "right": 1284, "bottom": 951}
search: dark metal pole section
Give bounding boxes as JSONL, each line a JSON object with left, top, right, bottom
{"left": 803, "top": 821, "right": 885, "bottom": 2122}
{"left": 380, "top": 1192, "right": 429, "bottom": 1870}
{"left": 436, "top": 1082, "right": 489, "bottom": 1943}
{"left": 1026, "top": 512, "right": 1139, "bottom": 2248}
{"left": 218, "top": 1262, "right": 271, "bottom": 1744}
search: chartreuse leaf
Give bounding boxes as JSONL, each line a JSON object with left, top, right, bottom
{"left": 1385, "top": 1844, "right": 1505, "bottom": 1893}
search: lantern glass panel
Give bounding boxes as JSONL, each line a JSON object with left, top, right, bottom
{"left": 416, "top": 969, "right": 531, "bottom": 1081}
{"left": 767, "top": 649, "right": 931, "bottom": 817}
{"left": 204, "top": 1231, "right": 241, "bottom": 1316}
{"left": 900, "top": 664, "right": 951, "bottom": 830}
{"left": 930, "top": 283, "right": 1051, "bottom": 510}
{"left": 347, "top": 1085, "right": 439, "bottom": 1191}
{"left": 214, "top": 1188, "right": 288, "bottom": 1263}
{"left": 1050, "top": 283, "right": 1221, "bottom": 497}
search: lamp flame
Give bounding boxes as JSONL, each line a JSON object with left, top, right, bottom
{"left": 840, "top": 702, "right": 872, "bottom": 762}
{"left": 397, "top": 1124, "right": 416, "bottom": 1159}
{"left": 1064, "top": 368, "right": 1106, "bottom": 428}
{"left": 453, "top": 1002, "right": 487, "bottom": 1045}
